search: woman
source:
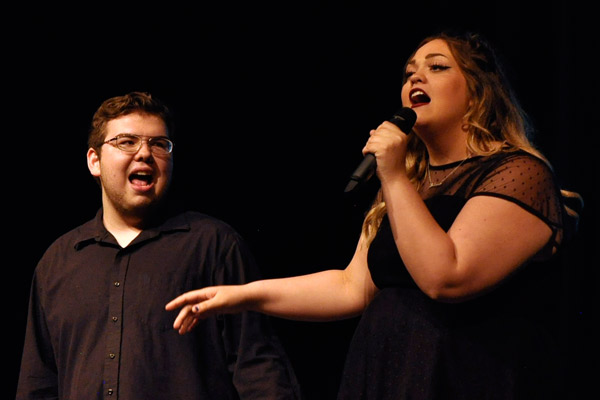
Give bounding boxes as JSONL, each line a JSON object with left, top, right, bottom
{"left": 166, "top": 32, "right": 581, "bottom": 399}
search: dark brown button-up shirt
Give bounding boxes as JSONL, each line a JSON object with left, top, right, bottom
{"left": 17, "top": 210, "right": 301, "bottom": 399}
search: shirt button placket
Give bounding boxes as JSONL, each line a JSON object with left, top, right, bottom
{"left": 104, "top": 252, "right": 128, "bottom": 399}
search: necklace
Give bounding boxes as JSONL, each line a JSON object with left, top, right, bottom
{"left": 426, "top": 157, "right": 469, "bottom": 188}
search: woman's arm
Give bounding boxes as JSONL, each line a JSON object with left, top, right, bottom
{"left": 382, "top": 176, "right": 552, "bottom": 302}
{"left": 365, "top": 121, "right": 553, "bottom": 303}
{"left": 165, "top": 235, "right": 378, "bottom": 334}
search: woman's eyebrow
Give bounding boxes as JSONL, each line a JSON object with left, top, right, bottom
{"left": 406, "top": 53, "right": 450, "bottom": 65}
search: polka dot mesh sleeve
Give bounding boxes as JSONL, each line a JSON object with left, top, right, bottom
{"left": 471, "top": 153, "right": 564, "bottom": 245}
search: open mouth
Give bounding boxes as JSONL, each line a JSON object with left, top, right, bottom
{"left": 129, "top": 171, "right": 154, "bottom": 187}
{"left": 409, "top": 89, "right": 431, "bottom": 107}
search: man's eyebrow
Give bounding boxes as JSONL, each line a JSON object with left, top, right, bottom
{"left": 406, "top": 53, "right": 450, "bottom": 65}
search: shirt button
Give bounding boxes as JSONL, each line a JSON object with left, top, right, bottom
{"left": 114, "top": 281, "right": 120, "bottom": 287}
{"left": 112, "top": 316, "right": 118, "bottom": 322}
{"left": 109, "top": 353, "right": 116, "bottom": 359}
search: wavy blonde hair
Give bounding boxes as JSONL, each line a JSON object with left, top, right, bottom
{"left": 361, "top": 31, "right": 582, "bottom": 245}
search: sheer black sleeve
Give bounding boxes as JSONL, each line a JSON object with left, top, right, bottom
{"left": 470, "top": 153, "right": 564, "bottom": 247}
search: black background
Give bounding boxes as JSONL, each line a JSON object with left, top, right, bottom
{"left": 9, "top": 2, "right": 595, "bottom": 398}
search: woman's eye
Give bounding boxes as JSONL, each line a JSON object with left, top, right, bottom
{"left": 431, "top": 64, "right": 450, "bottom": 71}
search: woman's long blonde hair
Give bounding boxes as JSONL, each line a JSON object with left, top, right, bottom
{"left": 361, "top": 31, "right": 582, "bottom": 245}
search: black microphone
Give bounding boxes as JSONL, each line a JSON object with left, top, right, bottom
{"left": 344, "top": 107, "right": 417, "bottom": 193}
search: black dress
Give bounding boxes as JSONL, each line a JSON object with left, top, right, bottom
{"left": 337, "top": 152, "right": 568, "bottom": 399}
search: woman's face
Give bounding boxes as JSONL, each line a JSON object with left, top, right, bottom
{"left": 401, "top": 39, "right": 470, "bottom": 136}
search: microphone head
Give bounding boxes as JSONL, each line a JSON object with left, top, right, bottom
{"left": 389, "top": 107, "right": 417, "bottom": 133}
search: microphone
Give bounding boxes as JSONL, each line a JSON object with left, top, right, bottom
{"left": 344, "top": 107, "right": 417, "bottom": 193}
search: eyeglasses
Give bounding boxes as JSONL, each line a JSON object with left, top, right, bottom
{"left": 103, "top": 134, "right": 174, "bottom": 155}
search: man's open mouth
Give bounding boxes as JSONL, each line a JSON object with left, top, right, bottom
{"left": 129, "top": 171, "right": 154, "bottom": 187}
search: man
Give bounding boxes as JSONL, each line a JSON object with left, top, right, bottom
{"left": 17, "top": 92, "right": 301, "bottom": 399}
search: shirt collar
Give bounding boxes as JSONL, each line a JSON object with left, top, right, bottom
{"left": 73, "top": 208, "right": 191, "bottom": 250}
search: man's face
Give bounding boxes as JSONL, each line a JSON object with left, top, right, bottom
{"left": 87, "top": 112, "right": 173, "bottom": 222}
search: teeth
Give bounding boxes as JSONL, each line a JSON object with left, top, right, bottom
{"left": 410, "top": 90, "right": 430, "bottom": 104}
{"left": 130, "top": 171, "right": 153, "bottom": 184}
{"left": 411, "top": 90, "right": 425, "bottom": 99}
